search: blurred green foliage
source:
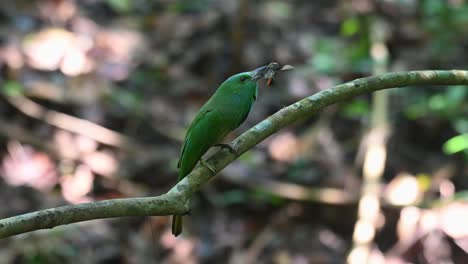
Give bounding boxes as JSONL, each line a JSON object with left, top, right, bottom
{"left": 333, "top": 1, "right": 468, "bottom": 162}
{"left": 340, "top": 16, "right": 360, "bottom": 37}
{"left": 340, "top": 99, "right": 371, "bottom": 119}
{"left": 403, "top": 86, "right": 467, "bottom": 157}
{"left": 1, "top": 81, "right": 24, "bottom": 96}
{"left": 404, "top": 86, "right": 467, "bottom": 122}
{"left": 106, "top": 0, "right": 133, "bottom": 13}
{"left": 421, "top": 0, "right": 468, "bottom": 61}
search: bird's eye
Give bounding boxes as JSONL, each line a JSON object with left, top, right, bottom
{"left": 240, "top": 76, "right": 248, "bottom": 83}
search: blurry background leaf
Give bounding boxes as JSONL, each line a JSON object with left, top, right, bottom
{"left": 340, "top": 99, "right": 370, "bottom": 119}
{"left": 443, "top": 134, "right": 468, "bottom": 154}
{"left": 341, "top": 16, "right": 360, "bottom": 37}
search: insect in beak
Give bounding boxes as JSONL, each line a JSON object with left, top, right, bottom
{"left": 266, "top": 78, "right": 274, "bottom": 86}
{"left": 251, "top": 62, "right": 294, "bottom": 85}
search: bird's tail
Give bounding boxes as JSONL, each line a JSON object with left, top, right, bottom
{"left": 172, "top": 215, "right": 183, "bottom": 236}
{"left": 173, "top": 146, "right": 191, "bottom": 237}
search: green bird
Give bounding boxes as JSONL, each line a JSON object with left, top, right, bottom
{"left": 172, "top": 65, "right": 270, "bottom": 236}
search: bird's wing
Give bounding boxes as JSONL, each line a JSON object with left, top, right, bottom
{"left": 178, "top": 108, "right": 227, "bottom": 179}
{"left": 177, "top": 109, "right": 213, "bottom": 169}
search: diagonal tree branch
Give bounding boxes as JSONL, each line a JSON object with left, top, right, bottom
{"left": 1, "top": 70, "right": 467, "bottom": 239}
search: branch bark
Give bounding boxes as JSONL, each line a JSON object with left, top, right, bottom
{"left": 1, "top": 70, "right": 467, "bottom": 239}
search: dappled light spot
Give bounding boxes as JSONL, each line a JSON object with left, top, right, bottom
{"left": 347, "top": 246, "right": 370, "bottom": 264}
{"left": 0, "top": 141, "right": 57, "bottom": 191}
{"left": 358, "top": 195, "right": 380, "bottom": 222}
{"left": 268, "top": 132, "right": 299, "bottom": 162}
{"left": 396, "top": 203, "right": 468, "bottom": 259}
{"left": 160, "top": 230, "right": 197, "bottom": 264}
{"left": 363, "top": 140, "right": 386, "bottom": 180}
{"left": 173, "top": 238, "right": 196, "bottom": 261}
{"left": 160, "top": 229, "right": 178, "bottom": 248}
{"left": 61, "top": 45, "right": 93, "bottom": 76}
{"left": 348, "top": 246, "right": 385, "bottom": 264}
{"left": 439, "top": 179, "right": 455, "bottom": 198}
{"left": 60, "top": 165, "right": 94, "bottom": 204}
{"left": 75, "top": 135, "right": 98, "bottom": 154}
{"left": 15, "top": 18, "right": 144, "bottom": 80}
{"left": 353, "top": 220, "right": 375, "bottom": 244}
{"left": 82, "top": 150, "right": 118, "bottom": 177}
{"left": 397, "top": 206, "right": 421, "bottom": 243}
{"left": 420, "top": 210, "right": 439, "bottom": 233}
{"left": 371, "top": 43, "right": 388, "bottom": 62}
{"left": 22, "top": 28, "right": 93, "bottom": 76}
{"left": 441, "top": 202, "right": 468, "bottom": 239}
{"left": 385, "top": 173, "right": 422, "bottom": 206}
{"left": 22, "top": 28, "right": 70, "bottom": 70}
{"left": 54, "top": 130, "right": 80, "bottom": 159}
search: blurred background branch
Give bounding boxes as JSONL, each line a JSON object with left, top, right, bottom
{"left": 348, "top": 16, "right": 390, "bottom": 264}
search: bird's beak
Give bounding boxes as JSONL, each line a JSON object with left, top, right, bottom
{"left": 251, "top": 65, "right": 268, "bottom": 82}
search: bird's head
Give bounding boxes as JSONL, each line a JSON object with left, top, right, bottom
{"left": 224, "top": 72, "right": 259, "bottom": 90}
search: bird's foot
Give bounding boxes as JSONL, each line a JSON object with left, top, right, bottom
{"left": 214, "top": 143, "right": 237, "bottom": 154}
{"left": 200, "top": 159, "right": 216, "bottom": 175}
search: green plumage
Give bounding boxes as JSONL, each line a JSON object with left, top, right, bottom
{"left": 172, "top": 71, "right": 259, "bottom": 236}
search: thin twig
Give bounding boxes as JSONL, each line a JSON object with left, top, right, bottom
{"left": 222, "top": 173, "right": 356, "bottom": 205}
{"left": 5, "top": 95, "right": 133, "bottom": 147}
